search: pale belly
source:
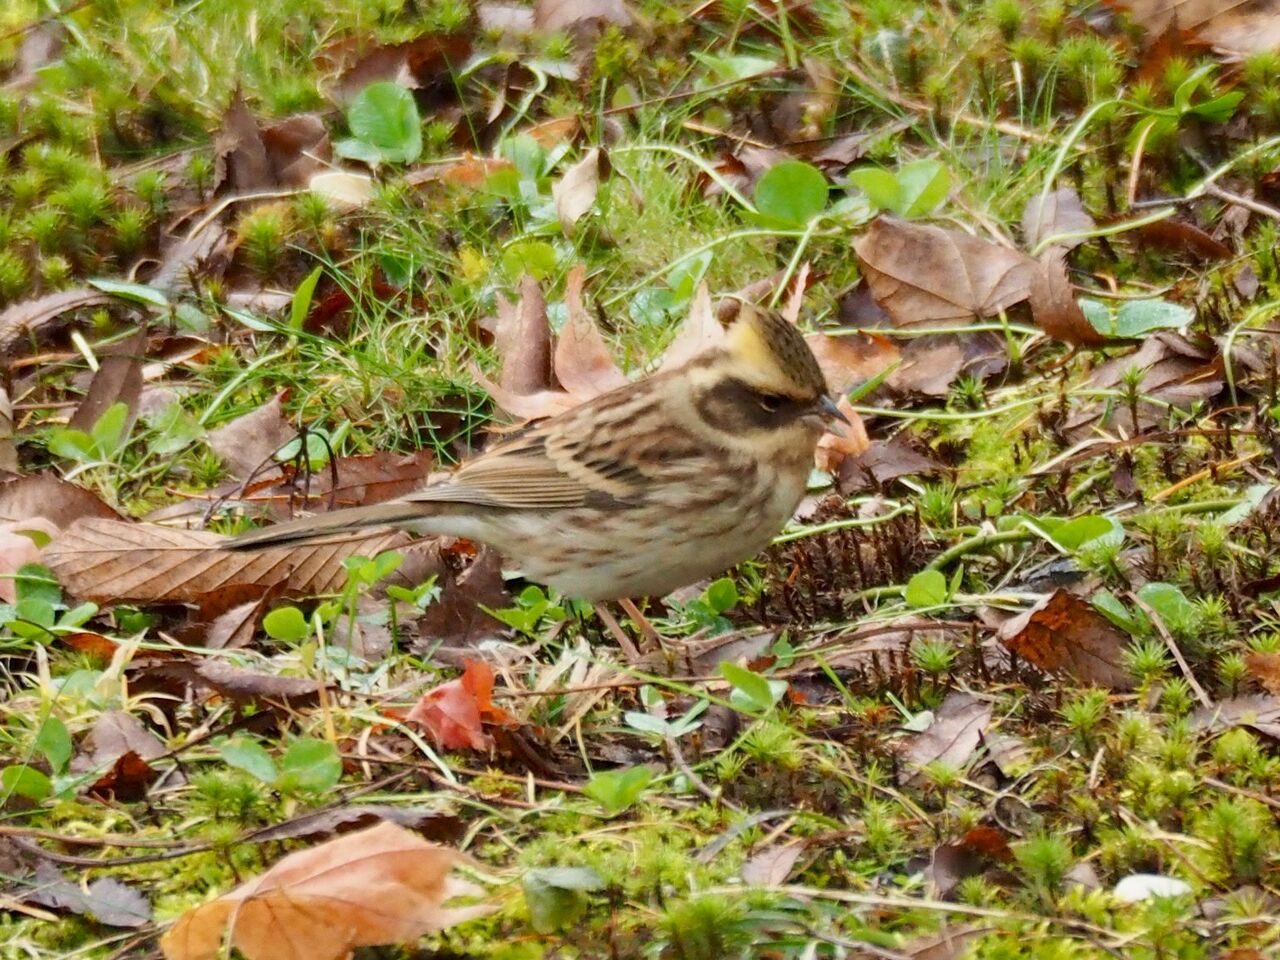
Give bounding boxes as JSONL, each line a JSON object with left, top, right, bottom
{"left": 439, "top": 467, "right": 809, "bottom": 601}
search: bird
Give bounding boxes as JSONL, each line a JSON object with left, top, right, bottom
{"left": 226, "top": 301, "right": 846, "bottom": 605}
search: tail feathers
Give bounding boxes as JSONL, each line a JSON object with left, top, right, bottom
{"left": 224, "top": 502, "right": 425, "bottom": 550}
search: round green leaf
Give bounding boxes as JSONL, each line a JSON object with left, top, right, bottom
{"left": 905, "top": 569, "right": 949, "bottom": 609}
{"left": 263, "top": 606, "right": 310, "bottom": 642}
{"left": 277, "top": 737, "right": 342, "bottom": 793}
{"left": 754, "top": 160, "right": 829, "bottom": 226}
{"left": 343, "top": 82, "right": 422, "bottom": 165}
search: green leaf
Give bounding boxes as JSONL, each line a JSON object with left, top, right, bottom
{"left": 1093, "top": 590, "right": 1144, "bottom": 634}
{"left": 846, "top": 167, "right": 901, "bottom": 212}
{"left": 704, "top": 577, "right": 738, "bottom": 614}
{"left": 1080, "top": 298, "right": 1192, "bottom": 339}
{"left": 895, "top": 159, "right": 951, "bottom": 217}
{"left": 1187, "top": 90, "right": 1243, "bottom": 123}
{"left": 263, "top": 606, "right": 311, "bottom": 642}
{"left": 90, "top": 402, "right": 131, "bottom": 456}
{"left": 290, "top": 265, "right": 323, "bottom": 330}
{"left": 276, "top": 737, "right": 342, "bottom": 794}
{"left": 583, "top": 766, "right": 653, "bottom": 816}
{"left": 15, "top": 563, "right": 60, "bottom": 606}
{"left": 220, "top": 738, "right": 278, "bottom": 783}
{"left": 1, "top": 764, "right": 52, "bottom": 802}
{"left": 1137, "top": 582, "right": 1198, "bottom": 629}
{"left": 1047, "top": 515, "right": 1124, "bottom": 552}
{"left": 694, "top": 52, "right": 777, "bottom": 83}
{"left": 501, "top": 239, "right": 558, "bottom": 281}
{"left": 35, "top": 715, "right": 72, "bottom": 775}
{"left": 754, "top": 160, "right": 829, "bottom": 226}
{"left": 522, "top": 866, "right": 603, "bottom": 933}
{"left": 720, "top": 661, "right": 782, "bottom": 713}
{"left": 47, "top": 427, "right": 97, "bottom": 463}
{"left": 87, "top": 279, "right": 169, "bottom": 308}
{"left": 342, "top": 82, "right": 422, "bottom": 165}
{"left": 905, "top": 569, "right": 949, "bottom": 609}
{"left": 15, "top": 596, "right": 55, "bottom": 629}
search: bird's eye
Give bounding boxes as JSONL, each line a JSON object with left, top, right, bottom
{"left": 757, "top": 393, "right": 784, "bottom": 413}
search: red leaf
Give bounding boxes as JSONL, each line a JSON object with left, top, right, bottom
{"left": 406, "top": 660, "right": 516, "bottom": 751}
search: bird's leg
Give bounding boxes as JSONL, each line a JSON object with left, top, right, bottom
{"left": 618, "top": 597, "right": 663, "bottom": 651}
{"left": 595, "top": 603, "right": 644, "bottom": 664}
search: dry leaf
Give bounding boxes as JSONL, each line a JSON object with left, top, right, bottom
{"left": 415, "top": 546, "right": 511, "bottom": 646}
{"left": 406, "top": 659, "right": 519, "bottom": 751}
{"left": 213, "top": 92, "right": 331, "bottom": 193}
{"left": 1021, "top": 187, "right": 1095, "bottom": 252}
{"left": 1245, "top": 650, "right": 1280, "bottom": 695}
{"left": 27, "top": 863, "right": 151, "bottom": 929}
{"left": 1110, "top": 0, "right": 1280, "bottom": 56}
{"left": 308, "top": 170, "right": 376, "bottom": 211}
{"left": 999, "top": 589, "right": 1134, "bottom": 690}
{"left": 160, "top": 821, "right": 490, "bottom": 960}
{"left": 0, "top": 387, "right": 15, "bottom": 473}
{"left": 0, "top": 475, "right": 121, "bottom": 528}
{"left": 1028, "top": 248, "right": 1106, "bottom": 347}
{"left": 804, "top": 329, "right": 899, "bottom": 396}
{"left": 69, "top": 327, "right": 148, "bottom": 435}
{"left": 741, "top": 843, "right": 804, "bottom": 886}
{"left": 853, "top": 217, "right": 1038, "bottom": 327}
{"left": 554, "top": 265, "right": 628, "bottom": 397}
{"left": 813, "top": 395, "right": 870, "bottom": 473}
{"left": 245, "top": 806, "right": 464, "bottom": 846}
{"left": 319, "top": 33, "right": 472, "bottom": 105}
{"left": 43, "top": 518, "right": 410, "bottom": 604}
{"left": 658, "top": 283, "right": 725, "bottom": 373}
{"left": 552, "top": 148, "right": 608, "bottom": 233}
{"left": 837, "top": 437, "right": 943, "bottom": 494}
{"left": 0, "top": 288, "right": 110, "bottom": 361}
{"left": 534, "top": 0, "right": 634, "bottom": 31}
{"left": 87, "top": 751, "right": 159, "bottom": 802}
{"left": 207, "top": 393, "right": 295, "bottom": 479}
{"left": 899, "top": 691, "right": 992, "bottom": 783}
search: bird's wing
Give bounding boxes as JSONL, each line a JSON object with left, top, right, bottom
{"left": 403, "top": 388, "right": 704, "bottom": 511}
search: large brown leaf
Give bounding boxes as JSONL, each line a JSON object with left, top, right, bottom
{"left": 999, "top": 589, "right": 1134, "bottom": 690}
{"left": 899, "top": 691, "right": 992, "bottom": 784}
{"left": 853, "top": 217, "right": 1039, "bottom": 327}
{"left": 1110, "top": 0, "right": 1280, "bottom": 56}
{"left": 0, "top": 288, "right": 110, "bottom": 361}
{"left": 160, "top": 821, "right": 490, "bottom": 960}
{"left": 0, "top": 474, "right": 122, "bottom": 527}
{"left": 44, "top": 518, "right": 410, "bottom": 604}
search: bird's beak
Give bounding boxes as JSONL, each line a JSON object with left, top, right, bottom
{"left": 817, "top": 394, "right": 849, "bottom": 437}
{"left": 819, "top": 394, "right": 849, "bottom": 424}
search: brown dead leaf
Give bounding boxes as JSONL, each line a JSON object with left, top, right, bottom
{"left": 415, "top": 546, "right": 511, "bottom": 646}
{"left": 534, "top": 0, "right": 635, "bottom": 32}
{"left": 1128, "top": 216, "right": 1234, "bottom": 260}
{"left": 1110, "top": 0, "right": 1280, "bottom": 56}
{"left": 554, "top": 265, "right": 628, "bottom": 397}
{"left": 193, "top": 660, "right": 326, "bottom": 707}
{"left": 1021, "top": 186, "right": 1095, "bottom": 252}
{"left": 27, "top": 862, "right": 151, "bottom": 929}
{"left": 1191, "top": 694, "right": 1280, "bottom": 739}
{"left": 0, "top": 288, "right": 110, "bottom": 361}
{"left": 79, "top": 710, "right": 167, "bottom": 768}
{"left": 999, "top": 589, "right": 1134, "bottom": 690}
{"left": 150, "top": 222, "right": 233, "bottom": 296}
{"left": 43, "top": 518, "right": 411, "bottom": 604}
{"left": 740, "top": 842, "right": 804, "bottom": 886}
{"left": 0, "top": 387, "right": 15, "bottom": 473}
{"left": 813, "top": 395, "right": 870, "bottom": 473}
{"left": 159, "top": 820, "right": 491, "bottom": 960}
{"left": 899, "top": 691, "right": 992, "bottom": 784}
{"left": 1028, "top": 248, "right": 1106, "bottom": 347}
{"left": 657, "top": 283, "right": 724, "bottom": 373}
{"left": 87, "top": 751, "right": 159, "bottom": 803}
{"left": 804, "top": 329, "right": 900, "bottom": 396}
{"left": 496, "top": 274, "right": 554, "bottom": 397}
{"left": 213, "top": 91, "right": 331, "bottom": 192}
{"left": 245, "top": 806, "right": 464, "bottom": 846}
{"left": 206, "top": 393, "right": 295, "bottom": 479}
{"left": 1065, "top": 332, "right": 1222, "bottom": 437}
{"left": 854, "top": 217, "right": 1039, "bottom": 327}
{"left": 69, "top": 327, "right": 148, "bottom": 436}
{"left": 837, "top": 437, "right": 943, "bottom": 494}
{"left": 195, "top": 582, "right": 285, "bottom": 650}
{"left": 552, "top": 147, "right": 608, "bottom": 234}
{"left": 320, "top": 33, "right": 473, "bottom": 105}
{"left": 1245, "top": 650, "right": 1280, "bottom": 695}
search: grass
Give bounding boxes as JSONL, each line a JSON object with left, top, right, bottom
{"left": 4, "top": 0, "right": 1280, "bottom": 957}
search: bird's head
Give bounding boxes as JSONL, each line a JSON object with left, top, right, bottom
{"left": 688, "top": 300, "right": 846, "bottom": 451}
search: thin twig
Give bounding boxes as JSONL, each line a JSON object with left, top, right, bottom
{"left": 1128, "top": 593, "right": 1213, "bottom": 711}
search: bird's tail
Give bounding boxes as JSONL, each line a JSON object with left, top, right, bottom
{"left": 224, "top": 501, "right": 426, "bottom": 550}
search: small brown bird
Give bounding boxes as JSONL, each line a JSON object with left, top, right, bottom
{"left": 227, "top": 303, "right": 845, "bottom": 601}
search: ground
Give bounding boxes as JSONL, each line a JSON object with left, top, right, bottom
{"left": 2, "top": 1, "right": 1280, "bottom": 958}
